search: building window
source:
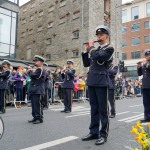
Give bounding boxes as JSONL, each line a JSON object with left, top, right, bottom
{"left": 122, "top": 26, "right": 127, "bottom": 34}
{"left": 122, "top": 53, "right": 127, "bottom": 60}
{"left": 0, "top": 7, "right": 17, "bottom": 59}
{"left": 131, "top": 6, "right": 139, "bottom": 20}
{"left": 37, "top": 26, "right": 43, "bottom": 32}
{"left": 30, "top": 15, "right": 34, "bottom": 21}
{"left": 122, "top": 40, "right": 126, "bottom": 47}
{"left": 60, "top": 0, "right": 66, "bottom": 7}
{"left": 122, "top": 10, "right": 127, "bottom": 23}
{"left": 48, "top": 6, "right": 54, "bottom": 13}
{"left": 146, "top": 2, "right": 150, "bottom": 17}
{"left": 131, "top": 51, "right": 141, "bottom": 59}
{"left": 21, "top": 32, "right": 25, "bottom": 38}
{"left": 72, "top": 50, "right": 79, "bottom": 58}
{"left": 144, "top": 35, "right": 150, "bottom": 43}
{"left": 22, "top": 18, "right": 26, "bottom": 24}
{"left": 73, "top": 30, "right": 79, "bottom": 39}
{"left": 73, "top": 11, "right": 80, "bottom": 20}
{"left": 39, "top": 10, "right": 43, "bottom": 17}
{"left": 145, "top": 21, "right": 150, "bottom": 28}
{"left": 59, "top": 17, "right": 66, "bottom": 24}
{"left": 27, "top": 49, "right": 31, "bottom": 60}
{"left": 47, "top": 38, "right": 52, "bottom": 45}
{"left": 131, "top": 23, "right": 140, "bottom": 31}
{"left": 48, "top": 22, "right": 53, "bottom": 28}
{"left": 46, "top": 54, "right": 51, "bottom": 60}
{"left": 131, "top": 37, "right": 140, "bottom": 46}
{"left": 29, "top": 29, "right": 33, "bottom": 35}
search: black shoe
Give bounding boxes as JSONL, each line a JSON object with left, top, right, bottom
{"left": 82, "top": 134, "right": 99, "bottom": 141}
{"left": 0, "top": 109, "right": 6, "bottom": 114}
{"left": 109, "top": 114, "right": 115, "bottom": 118}
{"left": 33, "top": 119, "right": 43, "bottom": 124}
{"left": 140, "top": 119, "right": 150, "bottom": 123}
{"left": 28, "top": 118, "right": 36, "bottom": 123}
{"left": 95, "top": 137, "right": 107, "bottom": 145}
{"left": 60, "top": 110, "right": 66, "bottom": 113}
{"left": 43, "top": 107, "right": 48, "bottom": 110}
{"left": 65, "top": 110, "right": 71, "bottom": 113}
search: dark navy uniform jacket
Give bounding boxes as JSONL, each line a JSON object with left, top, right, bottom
{"left": 0, "top": 69, "right": 11, "bottom": 89}
{"left": 61, "top": 69, "right": 75, "bottom": 89}
{"left": 138, "top": 62, "right": 150, "bottom": 89}
{"left": 82, "top": 45, "right": 114, "bottom": 87}
{"left": 108, "top": 65, "right": 118, "bottom": 90}
{"left": 45, "top": 70, "right": 50, "bottom": 90}
{"left": 28, "top": 67, "right": 46, "bottom": 95}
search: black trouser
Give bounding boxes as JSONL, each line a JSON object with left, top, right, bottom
{"left": 88, "top": 86, "right": 109, "bottom": 138}
{"left": 108, "top": 89, "right": 116, "bottom": 115}
{"left": 0, "top": 89, "right": 6, "bottom": 110}
{"left": 16, "top": 88, "right": 23, "bottom": 101}
{"left": 63, "top": 89, "right": 73, "bottom": 111}
{"left": 30, "top": 94, "right": 43, "bottom": 120}
{"left": 43, "top": 89, "right": 49, "bottom": 108}
{"left": 143, "top": 89, "right": 150, "bottom": 120}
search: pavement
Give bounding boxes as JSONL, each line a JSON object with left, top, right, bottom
{"left": 0, "top": 97, "right": 144, "bottom": 150}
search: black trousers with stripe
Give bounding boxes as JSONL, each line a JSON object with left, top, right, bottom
{"left": 143, "top": 89, "right": 150, "bottom": 120}
{"left": 88, "top": 86, "right": 109, "bottom": 138}
{"left": 108, "top": 89, "right": 116, "bottom": 115}
{"left": 63, "top": 89, "right": 73, "bottom": 111}
{"left": 0, "top": 89, "right": 6, "bottom": 110}
{"left": 30, "top": 94, "right": 43, "bottom": 120}
{"left": 43, "top": 89, "right": 49, "bottom": 108}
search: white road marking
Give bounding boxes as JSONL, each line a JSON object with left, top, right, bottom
{"left": 65, "top": 113, "right": 90, "bottom": 118}
{"left": 125, "top": 116, "right": 144, "bottom": 123}
{"left": 129, "top": 104, "right": 143, "bottom": 108}
{"left": 71, "top": 111, "right": 90, "bottom": 115}
{"left": 51, "top": 106, "right": 84, "bottom": 111}
{"left": 116, "top": 111, "right": 130, "bottom": 116}
{"left": 20, "top": 136, "right": 79, "bottom": 150}
{"left": 118, "top": 114, "right": 144, "bottom": 122}
{"left": 133, "top": 112, "right": 142, "bottom": 114}
{"left": 71, "top": 108, "right": 90, "bottom": 112}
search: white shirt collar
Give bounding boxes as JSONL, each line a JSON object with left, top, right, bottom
{"left": 100, "top": 43, "right": 107, "bottom": 48}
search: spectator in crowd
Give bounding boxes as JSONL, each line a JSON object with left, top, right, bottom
{"left": 13, "top": 66, "right": 27, "bottom": 108}
{"left": 73, "top": 77, "right": 79, "bottom": 99}
{"left": 77, "top": 75, "right": 86, "bottom": 99}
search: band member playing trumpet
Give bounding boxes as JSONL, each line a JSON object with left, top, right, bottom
{"left": 137, "top": 49, "right": 150, "bottom": 123}
{"left": 61, "top": 60, "right": 75, "bottom": 113}
{"left": 0, "top": 60, "right": 11, "bottom": 114}
{"left": 81, "top": 25, "right": 114, "bottom": 145}
{"left": 28, "top": 55, "right": 46, "bottom": 124}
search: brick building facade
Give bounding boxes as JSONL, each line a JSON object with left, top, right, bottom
{"left": 17, "top": 0, "right": 121, "bottom": 73}
{"left": 122, "top": 0, "right": 150, "bottom": 78}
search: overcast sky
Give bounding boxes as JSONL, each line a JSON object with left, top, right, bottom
{"left": 19, "top": 0, "right": 133, "bottom": 6}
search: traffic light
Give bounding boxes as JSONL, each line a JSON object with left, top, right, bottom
{"left": 119, "top": 61, "right": 127, "bottom": 72}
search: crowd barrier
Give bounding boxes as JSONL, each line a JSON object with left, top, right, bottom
{"left": 5, "top": 80, "right": 143, "bottom": 108}
{"left": 52, "top": 82, "right": 89, "bottom": 105}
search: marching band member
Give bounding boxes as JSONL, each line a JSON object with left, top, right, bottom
{"left": 81, "top": 25, "right": 114, "bottom": 145}
{"left": 28, "top": 55, "right": 46, "bottom": 124}
{"left": 61, "top": 60, "right": 75, "bottom": 113}
{"left": 137, "top": 49, "right": 150, "bottom": 123}
{"left": 0, "top": 60, "right": 11, "bottom": 114}
{"left": 108, "top": 63, "right": 118, "bottom": 118}
{"left": 43, "top": 62, "right": 50, "bottom": 110}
